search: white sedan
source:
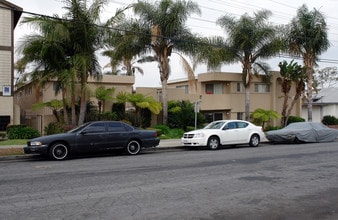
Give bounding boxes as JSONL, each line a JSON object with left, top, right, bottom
{"left": 181, "top": 120, "right": 265, "bottom": 150}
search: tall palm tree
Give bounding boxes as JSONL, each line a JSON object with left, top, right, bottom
{"left": 199, "top": 10, "right": 282, "bottom": 120}
{"left": 132, "top": 0, "right": 201, "bottom": 124}
{"left": 62, "top": 0, "right": 108, "bottom": 125}
{"left": 285, "top": 4, "right": 330, "bottom": 122}
{"left": 16, "top": 15, "right": 73, "bottom": 124}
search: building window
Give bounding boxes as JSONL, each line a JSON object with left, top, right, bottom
{"left": 176, "top": 85, "right": 189, "bottom": 94}
{"left": 205, "top": 83, "right": 223, "bottom": 94}
{"left": 237, "top": 112, "right": 243, "bottom": 120}
{"left": 254, "top": 83, "right": 270, "bottom": 93}
{"left": 205, "top": 112, "right": 223, "bottom": 122}
{"left": 236, "top": 82, "right": 244, "bottom": 92}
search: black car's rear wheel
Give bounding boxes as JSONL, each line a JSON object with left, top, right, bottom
{"left": 249, "top": 134, "right": 260, "bottom": 147}
{"left": 207, "top": 136, "right": 220, "bottom": 150}
{"left": 126, "top": 140, "right": 141, "bottom": 155}
{"left": 49, "top": 142, "right": 68, "bottom": 160}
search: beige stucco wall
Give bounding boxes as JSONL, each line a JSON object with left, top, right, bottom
{"left": 167, "top": 71, "right": 302, "bottom": 126}
{"left": 0, "top": 5, "right": 14, "bottom": 128}
{"left": 0, "top": 6, "right": 11, "bottom": 46}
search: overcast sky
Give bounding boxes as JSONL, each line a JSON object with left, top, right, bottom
{"left": 9, "top": 0, "right": 338, "bottom": 87}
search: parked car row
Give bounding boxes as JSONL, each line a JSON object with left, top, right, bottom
{"left": 23, "top": 120, "right": 338, "bottom": 160}
{"left": 181, "top": 120, "right": 338, "bottom": 150}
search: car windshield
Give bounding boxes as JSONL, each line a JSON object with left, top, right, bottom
{"left": 67, "top": 122, "right": 91, "bottom": 133}
{"left": 204, "top": 121, "right": 225, "bottom": 129}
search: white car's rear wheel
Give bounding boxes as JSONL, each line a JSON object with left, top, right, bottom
{"left": 207, "top": 136, "right": 220, "bottom": 150}
{"left": 249, "top": 134, "right": 260, "bottom": 147}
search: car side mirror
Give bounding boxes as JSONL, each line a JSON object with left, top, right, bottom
{"left": 79, "top": 130, "right": 87, "bottom": 135}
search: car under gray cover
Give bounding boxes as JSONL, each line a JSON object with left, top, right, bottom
{"left": 266, "top": 122, "right": 338, "bottom": 143}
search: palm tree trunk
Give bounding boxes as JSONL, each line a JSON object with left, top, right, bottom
{"left": 78, "top": 88, "right": 87, "bottom": 125}
{"left": 286, "top": 92, "right": 302, "bottom": 125}
{"left": 158, "top": 52, "right": 170, "bottom": 125}
{"left": 62, "top": 88, "right": 69, "bottom": 125}
{"left": 71, "top": 94, "right": 76, "bottom": 126}
{"left": 161, "top": 78, "right": 168, "bottom": 124}
{"left": 245, "top": 84, "right": 250, "bottom": 121}
{"left": 305, "top": 64, "right": 314, "bottom": 122}
{"left": 281, "top": 92, "right": 289, "bottom": 127}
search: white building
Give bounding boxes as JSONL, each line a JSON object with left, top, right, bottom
{"left": 302, "top": 87, "right": 338, "bottom": 122}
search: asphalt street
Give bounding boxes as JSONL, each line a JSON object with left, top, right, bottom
{"left": 1, "top": 141, "right": 338, "bottom": 219}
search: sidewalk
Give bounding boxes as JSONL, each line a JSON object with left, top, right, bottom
{"left": 0, "top": 139, "right": 184, "bottom": 161}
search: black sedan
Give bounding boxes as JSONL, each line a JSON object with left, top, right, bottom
{"left": 266, "top": 122, "right": 338, "bottom": 144}
{"left": 24, "top": 121, "right": 160, "bottom": 160}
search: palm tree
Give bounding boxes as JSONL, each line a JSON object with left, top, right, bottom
{"left": 16, "top": 15, "right": 73, "bottom": 125}
{"left": 286, "top": 4, "right": 330, "bottom": 122}
{"left": 132, "top": 0, "right": 201, "bottom": 124}
{"left": 250, "top": 108, "right": 281, "bottom": 130}
{"left": 95, "top": 86, "right": 115, "bottom": 116}
{"left": 199, "top": 10, "right": 282, "bottom": 121}
{"left": 103, "top": 17, "right": 151, "bottom": 76}
{"left": 116, "top": 92, "right": 162, "bottom": 127}
{"left": 63, "top": 0, "right": 108, "bottom": 125}
{"left": 278, "top": 60, "right": 305, "bottom": 126}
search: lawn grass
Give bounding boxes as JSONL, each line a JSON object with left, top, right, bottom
{"left": 0, "top": 139, "right": 27, "bottom": 146}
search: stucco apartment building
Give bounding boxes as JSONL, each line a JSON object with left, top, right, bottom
{"left": 0, "top": 0, "right": 22, "bottom": 130}
{"left": 15, "top": 75, "right": 135, "bottom": 134}
{"left": 137, "top": 71, "right": 301, "bottom": 125}
{"left": 4, "top": 1, "right": 301, "bottom": 133}
{"left": 15, "top": 70, "right": 302, "bottom": 133}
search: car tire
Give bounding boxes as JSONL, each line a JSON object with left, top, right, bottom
{"left": 249, "top": 134, "right": 260, "bottom": 147}
{"left": 207, "top": 136, "right": 220, "bottom": 150}
{"left": 49, "top": 142, "right": 68, "bottom": 160}
{"left": 126, "top": 140, "right": 141, "bottom": 155}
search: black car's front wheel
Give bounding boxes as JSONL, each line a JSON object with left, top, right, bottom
{"left": 49, "top": 142, "right": 68, "bottom": 160}
{"left": 126, "top": 140, "right": 141, "bottom": 155}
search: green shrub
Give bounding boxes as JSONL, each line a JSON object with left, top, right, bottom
{"left": 167, "top": 128, "right": 184, "bottom": 138}
{"left": 322, "top": 115, "right": 338, "bottom": 125}
{"left": 100, "top": 112, "right": 118, "bottom": 121}
{"left": 264, "top": 125, "right": 283, "bottom": 132}
{"left": 44, "top": 122, "right": 64, "bottom": 135}
{"left": 287, "top": 116, "right": 305, "bottom": 125}
{"left": 154, "top": 124, "right": 170, "bottom": 135}
{"left": 7, "top": 125, "right": 40, "bottom": 139}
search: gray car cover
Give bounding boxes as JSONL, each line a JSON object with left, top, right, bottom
{"left": 266, "top": 122, "right": 338, "bottom": 143}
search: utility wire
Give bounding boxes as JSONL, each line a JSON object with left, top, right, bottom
{"left": 2, "top": 4, "right": 338, "bottom": 65}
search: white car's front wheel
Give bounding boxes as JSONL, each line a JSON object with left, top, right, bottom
{"left": 207, "top": 136, "right": 220, "bottom": 150}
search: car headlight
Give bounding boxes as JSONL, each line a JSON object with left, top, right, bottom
{"left": 30, "top": 141, "right": 43, "bottom": 146}
{"left": 194, "top": 133, "right": 205, "bottom": 138}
